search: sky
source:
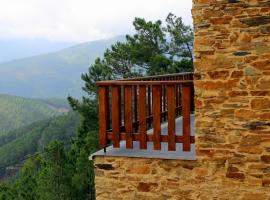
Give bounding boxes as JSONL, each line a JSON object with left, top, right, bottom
{"left": 0, "top": 0, "right": 192, "bottom": 43}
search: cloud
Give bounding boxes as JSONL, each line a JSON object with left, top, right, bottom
{"left": 0, "top": 0, "right": 192, "bottom": 42}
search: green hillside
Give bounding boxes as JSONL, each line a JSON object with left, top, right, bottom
{"left": 0, "top": 36, "right": 125, "bottom": 98}
{"left": 0, "top": 94, "right": 69, "bottom": 135}
{"left": 0, "top": 112, "right": 80, "bottom": 172}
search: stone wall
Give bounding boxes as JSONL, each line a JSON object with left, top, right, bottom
{"left": 94, "top": 156, "right": 269, "bottom": 199}
{"left": 193, "top": 0, "right": 270, "bottom": 189}
{"left": 93, "top": 0, "right": 270, "bottom": 199}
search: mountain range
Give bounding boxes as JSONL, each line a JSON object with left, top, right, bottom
{"left": 0, "top": 35, "right": 125, "bottom": 98}
{"left": 0, "top": 39, "right": 75, "bottom": 63}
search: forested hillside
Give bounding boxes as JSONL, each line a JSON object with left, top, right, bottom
{"left": 0, "top": 94, "right": 69, "bottom": 135}
{"left": 0, "top": 112, "right": 80, "bottom": 176}
{"left": 0, "top": 103, "right": 98, "bottom": 200}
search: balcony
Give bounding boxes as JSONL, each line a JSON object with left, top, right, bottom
{"left": 92, "top": 72, "right": 195, "bottom": 160}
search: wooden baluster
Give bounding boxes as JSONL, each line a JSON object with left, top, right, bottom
{"left": 191, "top": 85, "right": 195, "bottom": 112}
{"left": 160, "top": 84, "right": 163, "bottom": 122}
{"left": 112, "top": 86, "right": 120, "bottom": 148}
{"left": 98, "top": 86, "right": 108, "bottom": 148}
{"left": 105, "top": 87, "right": 110, "bottom": 130}
{"left": 178, "top": 77, "right": 181, "bottom": 115}
{"left": 152, "top": 85, "right": 161, "bottom": 150}
{"left": 147, "top": 84, "right": 152, "bottom": 128}
{"left": 133, "top": 85, "right": 138, "bottom": 132}
{"left": 167, "top": 84, "right": 176, "bottom": 151}
{"left": 125, "top": 85, "right": 133, "bottom": 149}
{"left": 118, "top": 86, "right": 122, "bottom": 128}
{"left": 164, "top": 80, "right": 167, "bottom": 121}
{"left": 176, "top": 83, "right": 179, "bottom": 116}
{"left": 139, "top": 85, "right": 147, "bottom": 149}
{"left": 182, "top": 85, "right": 191, "bottom": 151}
{"left": 177, "top": 76, "right": 181, "bottom": 115}
{"left": 162, "top": 80, "right": 166, "bottom": 122}
{"left": 123, "top": 86, "right": 125, "bottom": 127}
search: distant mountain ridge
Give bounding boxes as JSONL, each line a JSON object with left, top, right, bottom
{"left": 0, "top": 35, "right": 125, "bottom": 98}
{"left": 0, "top": 39, "right": 75, "bottom": 63}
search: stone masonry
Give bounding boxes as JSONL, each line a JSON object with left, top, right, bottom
{"left": 93, "top": 0, "right": 270, "bottom": 199}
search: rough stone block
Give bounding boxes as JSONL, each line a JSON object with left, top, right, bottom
{"left": 250, "top": 98, "right": 270, "bottom": 110}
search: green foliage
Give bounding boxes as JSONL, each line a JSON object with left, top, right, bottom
{"left": 81, "top": 58, "right": 112, "bottom": 96}
{"left": 0, "top": 183, "right": 16, "bottom": 200}
{"left": 165, "top": 13, "right": 194, "bottom": 61}
{"left": 0, "top": 98, "right": 97, "bottom": 199}
{"left": 148, "top": 54, "right": 172, "bottom": 75}
{"left": 127, "top": 18, "right": 167, "bottom": 67}
{"left": 13, "top": 156, "right": 42, "bottom": 200}
{"left": 66, "top": 96, "right": 99, "bottom": 199}
{"left": 104, "top": 42, "right": 138, "bottom": 78}
{"left": 37, "top": 141, "right": 70, "bottom": 200}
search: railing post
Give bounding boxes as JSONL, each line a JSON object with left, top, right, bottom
{"left": 118, "top": 86, "right": 122, "bottom": 128}
{"left": 152, "top": 85, "right": 161, "bottom": 150}
{"left": 160, "top": 85, "right": 163, "bottom": 122}
{"left": 125, "top": 85, "right": 133, "bottom": 148}
{"left": 112, "top": 86, "right": 120, "bottom": 148}
{"left": 133, "top": 85, "right": 138, "bottom": 132}
{"left": 147, "top": 85, "right": 152, "bottom": 128}
{"left": 139, "top": 85, "right": 147, "bottom": 149}
{"left": 162, "top": 78, "right": 166, "bottom": 121}
{"left": 191, "top": 85, "right": 195, "bottom": 112}
{"left": 167, "top": 84, "right": 176, "bottom": 151}
{"left": 182, "top": 84, "right": 191, "bottom": 151}
{"left": 106, "top": 87, "right": 110, "bottom": 130}
{"left": 176, "top": 83, "right": 179, "bottom": 116}
{"left": 98, "top": 86, "right": 108, "bottom": 148}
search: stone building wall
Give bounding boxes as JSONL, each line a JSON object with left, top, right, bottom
{"left": 93, "top": 0, "right": 270, "bottom": 199}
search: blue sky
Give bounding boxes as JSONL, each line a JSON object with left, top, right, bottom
{"left": 0, "top": 0, "right": 192, "bottom": 42}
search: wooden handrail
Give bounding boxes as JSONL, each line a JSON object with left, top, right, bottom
{"left": 97, "top": 73, "right": 194, "bottom": 152}
{"left": 96, "top": 80, "right": 193, "bottom": 86}
{"left": 117, "top": 72, "right": 193, "bottom": 81}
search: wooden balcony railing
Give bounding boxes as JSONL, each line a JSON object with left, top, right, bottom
{"left": 97, "top": 72, "right": 194, "bottom": 152}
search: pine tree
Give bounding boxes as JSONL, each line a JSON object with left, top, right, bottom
{"left": 37, "top": 141, "right": 70, "bottom": 200}
{"left": 15, "top": 156, "right": 42, "bottom": 200}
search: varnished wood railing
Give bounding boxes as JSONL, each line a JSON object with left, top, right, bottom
{"left": 97, "top": 72, "right": 194, "bottom": 152}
